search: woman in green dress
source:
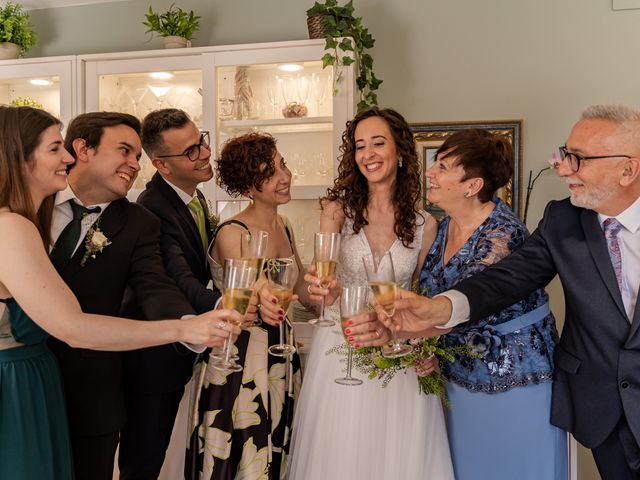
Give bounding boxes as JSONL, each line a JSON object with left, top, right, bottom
{"left": 0, "top": 105, "right": 240, "bottom": 480}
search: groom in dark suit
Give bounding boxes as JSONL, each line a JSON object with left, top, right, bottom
{"left": 362, "top": 104, "right": 640, "bottom": 479}
{"left": 118, "top": 109, "right": 221, "bottom": 479}
{"left": 47, "top": 112, "right": 197, "bottom": 480}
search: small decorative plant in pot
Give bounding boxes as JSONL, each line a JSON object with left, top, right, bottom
{"left": 143, "top": 3, "right": 201, "bottom": 49}
{"left": 306, "top": 0, "right": 382, "bottom": 110}
{"left": 0, "top": 2, "right": 37, "bottom": 59}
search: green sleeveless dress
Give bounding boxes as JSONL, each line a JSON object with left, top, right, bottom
{"left": 0, "top": 298, "right": 74, "bottom": 479}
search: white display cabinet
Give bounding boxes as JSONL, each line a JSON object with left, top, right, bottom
{"left": 79, "top": 40, "right": 355, "bottom": 263}
{"left": 80, "top": 50, "right": 207, "bottom": 193}
{"left": 0, "top": 55, "right": 76, "bottom": 127}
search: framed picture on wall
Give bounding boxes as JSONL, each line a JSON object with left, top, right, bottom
{"left": 409, "top": 120, "right": 523, "bottom": 219}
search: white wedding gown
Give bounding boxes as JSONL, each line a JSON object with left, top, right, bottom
{"left": 287, "top": 215, "right": 453, "bottom": 480}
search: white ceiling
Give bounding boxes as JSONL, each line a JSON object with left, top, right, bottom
{"left": 21, "top": 0, "right": 130, "bottom": 10}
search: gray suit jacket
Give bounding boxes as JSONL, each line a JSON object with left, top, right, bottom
{"left": 453, "top": 198, "right": 640, "bottom": 448}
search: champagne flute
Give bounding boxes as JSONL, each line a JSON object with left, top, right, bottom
{"left": 213, "top": 258, "right": 259, "bottom": 372}
{"left": 309, "top": 232, "right": 341, "bottom": 327}
{"left": 362, "top": 251, "right": 412, "bottom": 358}
{"left": 335, "top": 285, "right": 368, "bottom": 385}
{"left": 267, "top": 258, "right": 298, "bottom": 357}
{"left": 240, "top": 230, "right": 268, "bottom": 327}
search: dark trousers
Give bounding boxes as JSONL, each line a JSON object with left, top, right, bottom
{"left": 71, "top": 430, "right": 119, "bottom": 480}
{"left": 118, "top": 388, "right": 185, "bottom": 480}
{"left": 593, "top": 418, "right": 640, "bottom": 480}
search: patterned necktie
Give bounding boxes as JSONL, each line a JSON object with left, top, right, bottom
{"left": 603, "top": 217, "right": 624, "bottom": 293}
{"left": 50, "top": 200, "right": 101, "bottom": 270}
{"left": 187, "top": 197, "right": 207, "bottom": 252}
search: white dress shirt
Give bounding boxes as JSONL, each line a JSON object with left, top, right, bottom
{"left": 439, "top": 196, "right": 640, "bottom": 328}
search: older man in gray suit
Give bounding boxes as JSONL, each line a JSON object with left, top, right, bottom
{"left": 351, "top": 104, "right": 640, "bottom": 479}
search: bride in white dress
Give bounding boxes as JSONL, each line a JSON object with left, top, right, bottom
{"left": 287, "top": 107, "right": 453, "bottom": 480}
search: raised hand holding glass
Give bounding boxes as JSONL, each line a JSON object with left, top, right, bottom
{"left": 309, "top": 232, "right": 341, "bottom": 327}
{"left": 336, "top": 285, "right": 369, "bottom": 385}
{"left": 267, "top": 258, "right": 298, "bottom": 357}
{"left": 362, "top": 251, "right": 411, "bottom": 358}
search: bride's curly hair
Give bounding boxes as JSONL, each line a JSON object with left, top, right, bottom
{"left": 322, "top": 107, "right": 423, "bottom": 247}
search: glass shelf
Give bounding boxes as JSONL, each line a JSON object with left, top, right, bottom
{"left": 219, "top": 116, "right": 333, "bottom": 134}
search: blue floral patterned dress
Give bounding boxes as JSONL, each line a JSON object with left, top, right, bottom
{"left": 419, "top": 199, "right": 567, "bottom": 480}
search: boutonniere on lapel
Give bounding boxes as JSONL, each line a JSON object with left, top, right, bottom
{"left": 80, "top": 218, "right": 112, "bottom": 266}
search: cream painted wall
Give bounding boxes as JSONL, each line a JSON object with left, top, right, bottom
{"left": 27, "top": 1, "right": 637, "bottom": 478}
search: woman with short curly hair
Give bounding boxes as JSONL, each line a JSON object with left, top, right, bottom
{"left": 187, "top": 131, "right": 312, "bottom": 480}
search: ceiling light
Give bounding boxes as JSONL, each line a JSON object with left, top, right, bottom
{"left": 278, "top": 64, "right": 303, "bottom": 72}
{"left": 29, "top": 79, "right": 53, "bottom": 86}
{"left": 149, "top": 72, "right": 174, "bottom": 80}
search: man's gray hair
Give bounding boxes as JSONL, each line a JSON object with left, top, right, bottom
{"left": 581, "top": 104, "right": 640, "bottom": 124}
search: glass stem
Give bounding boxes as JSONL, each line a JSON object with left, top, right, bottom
{"left": 224, "top": 337, "right": 233, "bottom": 365}
{"left": 346, "top": 345, "right": 354, "bottom": 379}
{"left": 279, "top": 320, "right": 285, "bottom": 346}
{"left": 388, "top": 315, "right": 399, "bottom": 349}
{"left": 319, "top": 295, "right": 325, "bottom": 322}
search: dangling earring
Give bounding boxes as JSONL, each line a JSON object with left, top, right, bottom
{"left": 398, "top": 157, "right": 403, "bottom": 168}
{"left": 463, "top": 191, "right": 469, "bottom": 198}
{"left": 248, "top": 195, "right": 254, "bottom": 205}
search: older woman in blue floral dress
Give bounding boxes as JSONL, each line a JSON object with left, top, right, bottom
{"left": 417, "top": 129, "right": 567, "bottom": 480}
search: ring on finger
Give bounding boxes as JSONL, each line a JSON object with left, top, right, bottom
{"left": 217, "top": 321, "right": 227, "bottom": 329}
{"left": 307, "top": 284, "right": 313, "bottom": 294}
{"left": 374, "top": 328, "right": 381, "bottom": 339}
{"left": 257, "top": 303, "right": 262, "bottom": 310}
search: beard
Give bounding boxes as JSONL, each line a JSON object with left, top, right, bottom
{"left": 567, "top": 180, "right": 617, "bottom": 210}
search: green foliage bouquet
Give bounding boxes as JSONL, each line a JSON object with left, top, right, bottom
{"left": 329, "top": 336, "right": 471, "bottom": 401}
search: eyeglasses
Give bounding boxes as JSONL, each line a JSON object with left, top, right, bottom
{"left": 156, "top": 131, "right": 210, "bottom": 162}
{"left": 557, "top": 145, "right": 631, "bottom": 172}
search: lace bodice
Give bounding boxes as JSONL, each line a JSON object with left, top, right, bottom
{"left": 334, "top": 212, "right": 426, "bottom": 291}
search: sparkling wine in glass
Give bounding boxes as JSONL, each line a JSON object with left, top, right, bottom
{"left": 309, "top": 232, "right": 341, "bottom": 327}
{"left": 240, "top": 230, "right": 268, "bottom": 327}
{"left": 362, "top": 251, "right": 412, "bottom": 358}
{"left": 213, "top": 258, "right": 260, "bottom": 372}
{"left": 335, "top": 285, "right": 368, "bottom": 386}
{"left": 268, "top": 258, "right": 298, "bottom": 357}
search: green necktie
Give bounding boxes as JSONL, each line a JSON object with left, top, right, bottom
{"left": 187, "top": 197, "right": 207, "bottom": 252}
{"left": 50, "top": 200, "right": 101, "bottom": 271}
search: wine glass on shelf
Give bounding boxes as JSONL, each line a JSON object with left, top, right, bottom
{"left": 280, "top": 75, "right": 297, "bottom": 106}
{"left": 296, "top": 75, "right": 311, "bottom": 107}
{"left": 265, "top": 76, "right": 282, "bottom": 118}
{"left": 267, "top": 258, "right": 298, "bottom": 357}
{"left": 213, "top": 258, "right": 260, "bottom": 372}
{"left": 130, "top": 87, "right": 148, "bottom": 118}
{"left": 311, "top": 72, "right": 328, "bottom": 115}
{"left": 240, "top": 230, "right": 269, "bottom": 327}
{"left": 335, "top": 285, "right": 368, "bottom": 385}
{"left": 309, "top": 232, "right": 341, "bottom": 327}
{"left": 362, "top": 251, "right": 412, "bottom": 358}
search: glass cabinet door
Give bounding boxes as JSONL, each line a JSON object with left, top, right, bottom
{"left": 0, "top": 55, "right": 76, "bottom": 126}
{"left": 80, "top": 52, "right": 206, "bottom": 197}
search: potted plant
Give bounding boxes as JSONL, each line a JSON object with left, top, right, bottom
{"left": 306, "top": 0, "right": 382, "bottom": 110}
{"left": 143, "top": 3, "right": 201, "bottom": 49}
{"left": 0, "top": 2, "right": 37, "bottom": 60}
